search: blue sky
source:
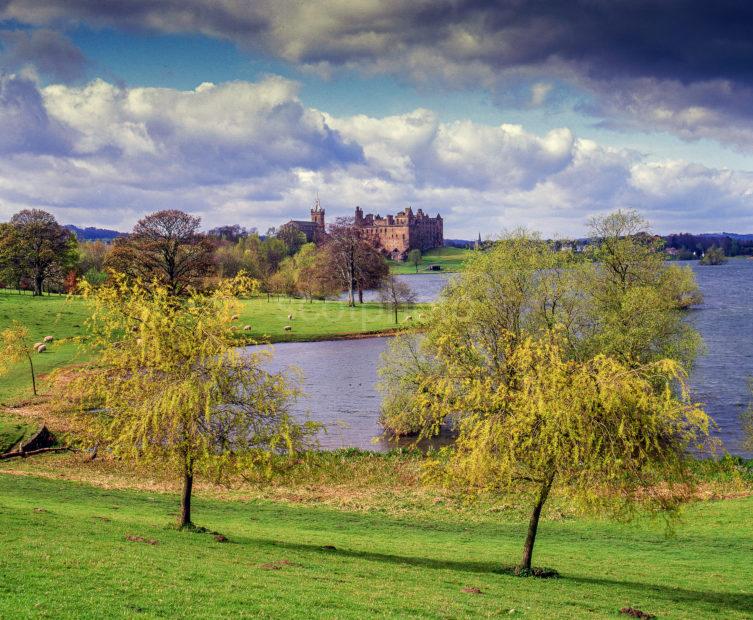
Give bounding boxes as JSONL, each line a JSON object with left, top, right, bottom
{"left": 1, "top": 2, "right": 753, "bottom": 237}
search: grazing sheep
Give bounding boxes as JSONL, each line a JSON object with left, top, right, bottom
{"left": 36, "top": 344, "right": 46, "bottom": 353}
{"left": 33, "top": 342, "right": 43, "bottom": 350}
{"left": 43, "top": 335, "right": 54, "bottom": 343}
{"left": 230, "top": 314, "right": 239, "bottom": 321}
{"left": 243, "top": 325, "right": 252, "bottom": 331}
{"left": 404, "top": 315, "right": 413, "bottom": 322}
{"left": 283, "top": 325, "right": 292, "bottom": 331}
{"left": 287, "top": 313, "right": 294, "bottom": 320}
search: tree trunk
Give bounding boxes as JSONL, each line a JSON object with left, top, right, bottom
{"left": 26, "top": 352, "right": 37, "bottom": 396}
{"left": 519, "top": 472, "right": 555, "bottom": 573}
{"left": 358, "top": 286, "right": 364, "bottom": 304}
{"left": 394, "top": 305, "right": 398, "bottom": 324}
{"left": 34, "top": 275, "right": 43, "bottom": 297}
{"left": 179, "top": 461, "right": 194, "bottom": 528}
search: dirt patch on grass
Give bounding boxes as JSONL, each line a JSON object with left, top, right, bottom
{"left": 125, "top": 534, "right": 158, "bottom": 545}
{"left": 259, "top": 559, "right": 295, "bottom": 570}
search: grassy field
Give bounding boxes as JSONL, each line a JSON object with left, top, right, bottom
{"left": 0, "top": 291, "right": 417, "bottom": 406}
{"left": 389, "top": 246, "right": 474, "bottom": 274}
{"left": 0, "top": 291, "right": 92, "bottom": 405}
{"left": 234, "top": 296, "right": 417, "bottom": 343}
{"left": 1, "top": 472, "right": 751, "bottom": 619}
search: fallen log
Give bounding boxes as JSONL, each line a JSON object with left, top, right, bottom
{"left": 0, "top": 446, "right": 72, "bottom": 461}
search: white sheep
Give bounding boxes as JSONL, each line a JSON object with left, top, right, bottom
{"left": 33, "top": 342, "right": 43, "bottom": 350}
{"left": 36, "top": 344, "right": 46, "bottom": 353}
{"left": 287, "top": 313, "right": 294, "bottom": 321}
{"left": 404, "top": 315, "right": 413, "bottom": 322}
{"left": 243, "top": 325, "right": 252, "bottom": 331}
{"left": 43, "top": 335, "right": 54, "bottom": 343}
{"left": 283, "top": 325, "right": 292, "bottom": 331}
{"left": 230, "top": 314, "right": 240, "bottom": 321}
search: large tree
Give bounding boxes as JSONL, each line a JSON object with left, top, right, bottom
{"left": 0, "top": 210, "right": 77, "bottom": 295}
{"left": 69, "top": 275, "right": 316, "bottom": 528}
{"left": 323, "top": 218, "right": 388, "bottom": 306}
{"left": 107, "top": 210, "right": 214, "bottom": 295}
{"left": 379, "top": 214, "right": 710, "bottom": 573}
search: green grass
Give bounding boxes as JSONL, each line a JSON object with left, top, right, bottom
{"left": 0, "top": 416, "right": 35, "bottom": 452}
{"left": 389, "top": 247, "right": 474, "bottom": 274}
{"left": 234, "top": 297, "right": 418, "bottom": 343}
{"left": 0, "top": 291, "right": 91, "bottom": 404}
{"left": 0, "top": 291, "right": 419, "bottom": 404}
{"left": 1, "top": 473, "right": 751, "bottom": 619}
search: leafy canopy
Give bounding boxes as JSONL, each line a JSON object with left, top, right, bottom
{"left": 69, "top": 274, "right": 317, "bottom": 483}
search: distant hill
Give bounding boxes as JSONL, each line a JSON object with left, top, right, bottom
{"left": 65, "top": 225, "right": 124, "bottom": 241}
{"left": 697, "top": 232, "right": 753, "bottom": 240}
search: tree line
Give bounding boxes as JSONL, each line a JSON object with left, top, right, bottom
{"left": 0, "top": 209, "right": 392, "bottom": 303}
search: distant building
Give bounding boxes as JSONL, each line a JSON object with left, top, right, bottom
{"left": 278, "top": 197, "right": 326, "bottom": 243}
{"left": 277, "top": 201, "right": 444, "bottom": 261}
{"left": 354, "top": 206, "right": 443, "bottom": 261}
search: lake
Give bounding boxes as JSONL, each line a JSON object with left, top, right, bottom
{"left": 257, "top": 260, "right": 753, "bottom": 455}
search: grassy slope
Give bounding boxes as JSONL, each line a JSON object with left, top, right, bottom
{"left": 0, "top": 291, "right": 91, "bottom": 405}
{"left": 389, "top": 247, "right": 473, "bottom": 274}
{"left": 1, "top": 473, "right": 751, "bottom": 619}
{"left": 0, "top": 291, "right": 415, "bottom": 406}
{"left": 0, "top": 416, "right": 34, "bottom": 452}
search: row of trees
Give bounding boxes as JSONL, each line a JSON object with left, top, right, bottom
{"left": 0, "top": 209, "right": 393, "bottom": 302}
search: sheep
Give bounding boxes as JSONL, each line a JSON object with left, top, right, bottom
{"left": 43, "top": 335, "right": 54, "bottom": 343}
{"left": 230, "top": 314, "right": 240, "bottom": 321}
{"left": 283, "top": 325, "right": 292, "bottom": 331}
{"left": 287, "top": 313, "right": 294, "bottom": 321}
{"left": 36, "top": 344, "right": 46, "bottom": 353}
{"left": 403, "top": 315, "right": 413, "bottom": 322}
{"left": 243, "top": 325, "right": 252, "bottom": 331}
{"left": 33, "top": 342, "right": 43, "bottom": 350}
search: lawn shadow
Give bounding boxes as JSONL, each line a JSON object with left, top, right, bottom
{"left": 247, "top": 537, "right": 753, "bottom": 616}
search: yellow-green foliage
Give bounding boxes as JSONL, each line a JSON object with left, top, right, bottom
{"left": 379, "top": 213, "right": 710, "bottom": 568}
{"left": 429, "top": 332, "right": 711, "bottom": 514}
{"left": 67, "top": 275, "right": 318, "bottom": 494}
{"left": 0, "top": 321, "right": 38, "bottom": 396}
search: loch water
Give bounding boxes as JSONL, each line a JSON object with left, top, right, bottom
{"left": 254, "top": 260, "right": 753, "bottom": 455}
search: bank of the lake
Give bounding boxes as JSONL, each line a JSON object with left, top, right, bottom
{"left": 0, "top": 291, "right": 421, "bottom": 406}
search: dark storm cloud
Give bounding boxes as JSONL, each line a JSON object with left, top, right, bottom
{"left": 4, "top": 1, "right": 753, "bottom": 145}
{"left": 0, "top": 28, "right": 87, "bottom": 81}
{"left": 3, "top": 1, "right": 752, "bottom": 83}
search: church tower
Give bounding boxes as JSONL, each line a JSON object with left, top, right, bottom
{"left": 310, "top": 194, "right": 325, "bottom": 230}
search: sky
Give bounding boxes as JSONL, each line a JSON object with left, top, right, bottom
{"left": 1, "top": 2, "right": 753, "bottom": 238}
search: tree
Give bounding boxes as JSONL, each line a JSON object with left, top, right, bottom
{"left": 206, "top": 224, "right": 249, "bottom": 243}
{"left": 408, "top": 249, "right": 422, "bottom": 273}
{"left": 700, "top": 245, "right": 727, "bottom": 265}
{"left": 426, "top": 331, "right": 709, "bottom": 573}
{"left": 68, "top": 275, "right": 316, "bottom": 528}
{"left": 323, "top": 218, "right": 387, "bottom": 306}
{"left": 106, "top": 210, "right": 215, "bottom": 295}
{"left": 0, "top": 210, "right": 78, "bottom": 295}
{"left": 1, "top": 322, "right": 39, "bottom": 396}
{"left": 276, "top": 225, "right": 308, "bottom": 256}
{"left": 378, "top": 275, "right": 417, "bottom": 324}
{"left": 355, "top": 242, "right": 388, "bottom": 303}
{"left": 586, "top": 211, "right": 702, "bottom": 368}
{"left": 379, "top": 217, "right": 710, "bottom": 573}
